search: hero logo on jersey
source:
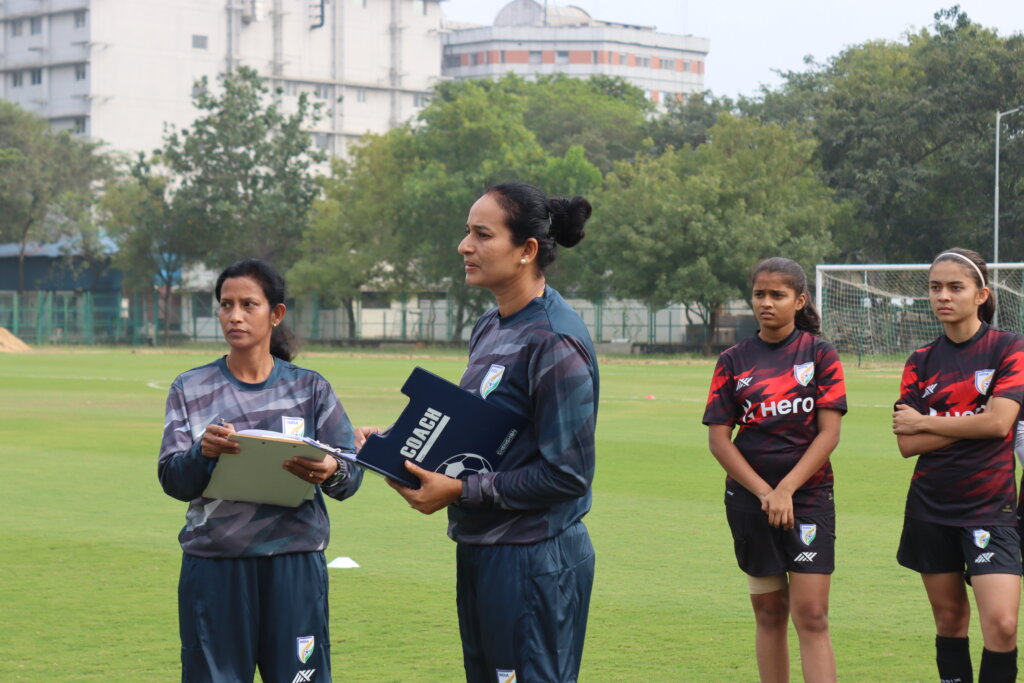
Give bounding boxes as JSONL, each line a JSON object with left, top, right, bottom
{"left": 973, "top": 529, "right": 991, "bottom": 549}
{"left": 793, "top": 362, "right": 815, "bottom": 387}
{"left": 800, "top": 524, "right": 817, "bottom": 546}
{"left": 974, "top": 369, "right": 995, "bottom": 395}
{"left": 296, "top": 636, "right": 315, "bottom": 664}
{"left": 741, "top": 397, "right": 816, "bottom": 423}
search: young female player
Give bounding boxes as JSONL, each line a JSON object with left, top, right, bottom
{"left": 158, "top": 259, "right": 363, "bottom": 683}
{"left": 703, "top": 257, "right": 846, "bottom": 683}
{"left": 892, "top": 247, "right": 1024, "bottom": 683}
{"left": 357, "top": 182, "right": 598, "bottom": 683}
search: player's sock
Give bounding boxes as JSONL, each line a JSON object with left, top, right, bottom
{"left": 979, "top": 647, "right": 1017, "bottom": 683}
{"left": 936, "top": 635, "right": 973, "bottom": 683}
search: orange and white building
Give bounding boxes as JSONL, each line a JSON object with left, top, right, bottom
{"left": 441, "top": 0, "right": 709, "bottom": 105}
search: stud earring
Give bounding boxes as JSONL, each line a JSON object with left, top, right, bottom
{"left": 520, "top": 258, "right": 527, "bottom": 264}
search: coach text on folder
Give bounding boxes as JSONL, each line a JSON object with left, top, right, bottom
{"left": 351, "top": 367, "right": 527, "bottom": 489}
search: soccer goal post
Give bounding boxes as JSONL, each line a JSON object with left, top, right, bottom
{"left": 816, "top": 263, "right": 1024, "bottom": 361}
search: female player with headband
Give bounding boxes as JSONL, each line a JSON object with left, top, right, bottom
{"left": 893, "top": 247, "right": 1024, "bottom": 683}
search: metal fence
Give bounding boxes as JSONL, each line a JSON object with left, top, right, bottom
{"left": 0, "top": 290, "right": 163, "bottom": 345}
{"left": 0, "top": 289, "right": 755, "bottom": 351}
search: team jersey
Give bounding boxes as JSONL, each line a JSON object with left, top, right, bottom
{"left": 702, "top": 328, "right": 847, "bottom": 514}
{"left": 897, "top": 324, "right": 1024, "bottom": 526}
{"left": 158, "top": 356, "right": 363, "bottom": 558}
{"left": 449, "top": 286, "right": 599, "bottom": 546}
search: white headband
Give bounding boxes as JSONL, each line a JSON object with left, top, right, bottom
{"left": 934, "top": 252, "right": 986, "bottom": 287}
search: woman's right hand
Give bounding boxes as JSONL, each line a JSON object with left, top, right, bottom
{"left": 761, "top": 487, "right": 795, "bottom": 530}
{"left": 200, "top": 422, "right": 239, "bottom": 459}
{"left": 354, "top": 426, "right": 382, "bottom": 452}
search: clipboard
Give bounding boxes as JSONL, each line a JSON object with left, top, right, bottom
{"left": 201, "top": 431, "right": 328, "bottom": 507}
{"left": 351, "top": 367, "right": 527, "bottom": 489}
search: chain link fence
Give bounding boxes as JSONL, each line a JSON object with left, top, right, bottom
{"left": 0, "top": 289, "right": 756, "bottom": 352}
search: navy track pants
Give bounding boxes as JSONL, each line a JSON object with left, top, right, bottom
{"left": 178, "top": 551, "right": 331, "bottom": 683}
{"left": 456, "top": 521, "right": 595, "bottom": 683}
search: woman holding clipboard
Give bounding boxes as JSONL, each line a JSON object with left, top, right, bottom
{"left": 158, "top": 259, "right": 362, "bottom": 683}
{"left": 358, "top": 182, "right": 599, "bottom": 683}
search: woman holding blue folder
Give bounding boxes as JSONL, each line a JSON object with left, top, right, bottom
{"left": 159, "top": 259, "right": 363, "bottom": 683}
{"left": 359, "top": 182, "right": 599, "bottom": 683}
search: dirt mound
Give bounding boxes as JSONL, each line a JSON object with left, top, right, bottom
{"left": 0, "top": 327, "right": 31, "bottom": 352}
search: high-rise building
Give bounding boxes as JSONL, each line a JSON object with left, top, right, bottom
{"left": 0, "top": 0, "right": 445, "bottom": 156}
{"left": 441, "top": 0, "right": 709, "bottom": 105}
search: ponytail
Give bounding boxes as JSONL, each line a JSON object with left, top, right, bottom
{"left": 269, "top": 323, "right": 298, "bottom": 362}
{"left": 484, "top": 182, "right": 592, "bottom": 272}
{"left": 795, "top": 300, "right": 822, "bottom": 337}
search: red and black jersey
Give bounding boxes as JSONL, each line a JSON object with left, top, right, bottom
{"left": 898, "top": 324, "right": 1024, "bottom": 526}
{"left": 703, "top": 328, "right": 847, "bottom": 514}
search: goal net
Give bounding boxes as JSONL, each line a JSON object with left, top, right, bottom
{"left": 816, "top": 263, "right": 1024, "bottom": 361}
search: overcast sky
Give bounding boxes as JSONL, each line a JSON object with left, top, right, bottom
{"left": 440, "top": 0, "right": 1024, "bottom": 98}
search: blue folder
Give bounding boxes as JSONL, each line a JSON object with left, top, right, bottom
{"left": 349, "top": 367, "right": 527, "bottom": 489}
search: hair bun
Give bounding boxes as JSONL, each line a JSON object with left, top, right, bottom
{"left": 548, "top": 196, "right": 592, "bottom": 248}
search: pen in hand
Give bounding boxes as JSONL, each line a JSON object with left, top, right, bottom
{"left": 201, "top": 417, "right": 239, "bottom": 458}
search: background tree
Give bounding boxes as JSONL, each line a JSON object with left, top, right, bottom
{"left": 102, "top": 154, "right": 206, "bottom": 343}
{"left": 520, "top": 74, "right": 651, "bottom": 174}
{"left": 288, "top": 132, "right": 412, "bottom": 338}
{"left": 431, "top": 74, "right": 649, "bottom": 175}
{"left": 160, "top": 66, "right": 324, "bottom": 270}
{"left": 645, "top": 91, "right": 737, "bottom": 154}
{"left": 0, "top": 101, "right": 108, "bottom": 292}
{"left": 295, "top": 78, "right": 612, "bottom": 341}
{"left": 751, "top": 7, "right": 1024, "bottom": 262}
{"left": 593, "top": 114, "right": 847, "bottom": 353}
{"left": 391, "top": 80, "right": 547, "bottom": 339}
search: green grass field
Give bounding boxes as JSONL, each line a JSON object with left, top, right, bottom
{"left": 0, "top": 349, "right": 1012, "bottom": 681}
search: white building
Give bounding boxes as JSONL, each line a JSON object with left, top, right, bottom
{"left": 0, "top": 0, "right": 446, "bottom": 156}
{"left": 441, "top": 0, "right": 709, "bottom": 105}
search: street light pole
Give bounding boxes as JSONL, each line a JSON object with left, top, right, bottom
{"left": 995, "top": 106, "right": 1023, "bottom": 266}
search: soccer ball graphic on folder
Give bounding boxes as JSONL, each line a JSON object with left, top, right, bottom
{"left": 436, "top": 454, "right": 493, "bottom": 479}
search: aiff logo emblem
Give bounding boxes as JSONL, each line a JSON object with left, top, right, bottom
{"left": 296, "top": 635, "right": 315, "bottom": 664}
{"left": 973, "top": 529, "right": 991, "bottom": 549}
{"left": 974, "top": 369, "right": 995, "bottom": 395}
{"left": 800, "top": 524, "right": 817, "bottom": 546}
{"left": 793, "top": 363, "right": 815, "bottom": 387}
{"left": 480, "top": 364, "right": 505, "bottom": 399}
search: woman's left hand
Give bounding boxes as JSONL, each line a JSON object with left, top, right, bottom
{"left": 283, "top": 455, "right": 339, "bottom": 485}
{"left": 892, "top": 403, "right": 926, "bottom": 435}
{"left": 387, "top": 461, "right": 463, "bottom": 515}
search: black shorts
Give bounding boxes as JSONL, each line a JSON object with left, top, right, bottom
{"left": 897, "top": 517, "right": 1022, "bottom": 577}
{"left": 726, "top": 508, "right": 835, "bottom": 576}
